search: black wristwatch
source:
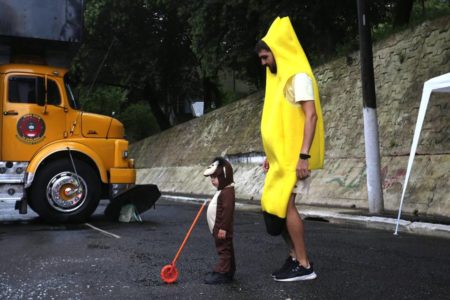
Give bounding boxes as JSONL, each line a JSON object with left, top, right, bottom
{"left": 299, "top": 153, "right": 311, "bottom": 160}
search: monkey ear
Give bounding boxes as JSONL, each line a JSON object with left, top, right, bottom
{"left": 213, "top": 156, "right": 226, "bottom": 166}
{"left": 203, "top": 160, "right": 219, "bottom": 176}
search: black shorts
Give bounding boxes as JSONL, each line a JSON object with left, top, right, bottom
{"left": 263, "top": 212, "right": 286, "bottom": 236}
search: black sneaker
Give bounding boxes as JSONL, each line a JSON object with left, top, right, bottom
{"left": 271, "top": 256, "right": 297, "bottom": 278}
{"left": 204, "top": 272, "right": 232, "bottom": 284}
{"left": 274, "top": 262, "right": 317, "bottom": 282}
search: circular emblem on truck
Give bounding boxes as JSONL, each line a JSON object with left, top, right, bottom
{"left": 16, "top": 114, "right": 46, "bottom": 144}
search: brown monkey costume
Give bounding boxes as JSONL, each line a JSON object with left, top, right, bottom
{"left": 203, "top": 157, "right": 236, "bottom": 284}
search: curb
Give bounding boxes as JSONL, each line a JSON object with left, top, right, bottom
{"left": 161, "top": 194, "right": 450, "bottom": 239}
{"left": 301, "top": 209, "right": 450, "bottom": 239}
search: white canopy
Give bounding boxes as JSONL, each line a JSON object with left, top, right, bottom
{"left": 394, "top": 73, "right": 450, "bottom": 234}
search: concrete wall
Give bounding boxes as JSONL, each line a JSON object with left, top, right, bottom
{"left": 130, "top": 16, "right": 450, "bottom": 217}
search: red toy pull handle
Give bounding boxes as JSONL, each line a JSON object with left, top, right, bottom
{"left": 161, "top": 199, "right": 209, "bottom": 284}
{"left": 172, "top": 201, "right": 208, "bottom": 264}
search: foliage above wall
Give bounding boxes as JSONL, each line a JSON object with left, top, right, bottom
{"left": 72, "top": 0, "right": 450, "bottom": 141}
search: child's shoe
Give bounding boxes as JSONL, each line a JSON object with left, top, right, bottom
{"left": 204, "top": 272, "right": 232, "bottom": 284}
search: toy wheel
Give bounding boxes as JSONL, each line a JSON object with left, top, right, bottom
{"left": 161, "top": 264, "right": 178, "bottom": 283}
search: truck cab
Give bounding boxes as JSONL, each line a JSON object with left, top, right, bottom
{"left": 0, "top": 0, "right": 137, "bottom": 222}
{"left": 0, "top": 63, "right": 135, "bottom": 222}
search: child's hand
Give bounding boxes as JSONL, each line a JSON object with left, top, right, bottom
{"left": 218, "top": 229, "right": 227, "bottom": 239}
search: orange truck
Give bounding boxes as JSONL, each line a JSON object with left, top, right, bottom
{"left": 0, "top": 0, "right": 137, "bottom": 222}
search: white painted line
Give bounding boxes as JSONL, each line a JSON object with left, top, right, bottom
{"left": 164, "top": 195, "right": 208, "bottom": 202}
{"left": 85, "top": 223, "right": 121, "bottom": 239}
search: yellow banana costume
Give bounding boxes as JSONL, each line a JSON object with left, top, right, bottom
{"left": 261, "top": 17, "right": 325, "bottom": 219}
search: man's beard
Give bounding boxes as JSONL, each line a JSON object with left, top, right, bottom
{"left": 268, "top": 63, "right": 277, "bottom": 74}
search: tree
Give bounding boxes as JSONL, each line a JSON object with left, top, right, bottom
{"left": 73, "top": 0, "right": 202, "bottom": 130}
{"left": 74, "top": 0, "right": 448, "bottom": 140}
{"left": 120, "top": 102, "right": 160, "bottom": 142}
{"left": 392, "top": 0, "right": 415, "bottom": 27}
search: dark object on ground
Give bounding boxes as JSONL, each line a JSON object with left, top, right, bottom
{"left": 104, "top": 184, "right": 161, "bottom": 221}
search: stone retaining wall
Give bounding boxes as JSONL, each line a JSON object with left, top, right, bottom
{"left": 130, "top": 16, "right": 450, "bottom": 217}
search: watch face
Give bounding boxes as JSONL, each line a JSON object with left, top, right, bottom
{"left": 300, "top": 154, "right": 310, "bottom": 160}
{"left": 16, "top": 114, "right": 46, "bottom": 144}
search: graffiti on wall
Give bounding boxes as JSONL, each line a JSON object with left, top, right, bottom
{"left": 326, "top": 164, "right": 407, "bottom": 191}
{"left": 381, "top": 165, "right": 406, "bottom": 190}
{"left": 327, "top": 166, "right": 366, "bottom": 189}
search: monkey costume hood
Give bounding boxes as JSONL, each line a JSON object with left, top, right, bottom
{"left": 260, "top": 17, "right": 325, "bottom": 219}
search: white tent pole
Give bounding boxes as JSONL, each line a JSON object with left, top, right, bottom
{"left": 394, "top": 85, "right": 432, "bottom": 235}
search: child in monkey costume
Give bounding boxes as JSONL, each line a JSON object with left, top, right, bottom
{"left": 203, "top": 157, "right": 236, "bottom": 284}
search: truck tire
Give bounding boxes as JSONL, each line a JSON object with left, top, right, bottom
{"left": 30, "top": 158, "right": 101, "bottom": 223}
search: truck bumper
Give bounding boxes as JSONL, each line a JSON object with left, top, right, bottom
{"left": 110, "top": 168, "right": 136, "bottom": 184}
{"left": 109, "top": 167, "right": 136, "bottom": 198}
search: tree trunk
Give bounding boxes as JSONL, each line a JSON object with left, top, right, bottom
{"left": 392, "top": 0, "right": 414, "bottom": 28}
{"left": 203, "top": 77, "right": 221, "bottom": 111}
{"left": 148, "top": 100, "right": 171, "bottom": 130}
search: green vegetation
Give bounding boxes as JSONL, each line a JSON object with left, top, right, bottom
{"left": 71, "top": 0, "right": 450, "bottom": 141}
{"left": 78, "top": 85, "right": 125, "bottom": 117}
{"left": 77, "top": 85, "right": 160, "bottom": 142}
{"left": 373, "top": 0, "right": 450, "bottom": 42}
{"left": 120, "top": 102, "right": 160, "bottom": 142}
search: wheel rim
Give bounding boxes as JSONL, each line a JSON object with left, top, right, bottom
{"left": 46, "top": 171, "right": 88, "bottom": 213}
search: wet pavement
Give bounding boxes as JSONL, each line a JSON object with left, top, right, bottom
{"left": 0, "top": 199, "right": 449, "bottom": 299}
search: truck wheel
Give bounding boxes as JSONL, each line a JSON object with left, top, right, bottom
{"left": 30, "top": 158, "right": 101, "bottom": 223}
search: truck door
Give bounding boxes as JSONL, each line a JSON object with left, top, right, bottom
{"left": 2, "top": 74, "right": 67, "bottom": 161}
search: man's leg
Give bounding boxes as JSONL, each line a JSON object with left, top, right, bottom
{"left": 281, "top": 229, "right": 294, "bottom": 257}
{"left": 269, "top": 229, "right": 296, "bottom": 277}
{"left": 273, "top": 191, "right": 316, "bottom": 281}
{"left": 285, "top": 193, "right": 310, "bottom": 268}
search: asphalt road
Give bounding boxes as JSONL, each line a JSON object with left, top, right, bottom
{"left": 0, "top": 199, "right": 449, "bottom": 300}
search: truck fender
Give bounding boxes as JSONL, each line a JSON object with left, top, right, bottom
{"left": 26, "top": 141, "right": 108, "bottom": 188}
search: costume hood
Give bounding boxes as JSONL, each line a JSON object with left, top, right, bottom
{"left": 204, "top": 157, "right": 234, "bottom": 190}
{"left": 262, "top": 17, "right": 314, "bottom": 84}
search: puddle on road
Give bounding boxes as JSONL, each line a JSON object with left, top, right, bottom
{"left": 303, "top": 216, "right": 330, "bottom": 223}
{"left": 30, "top": 224, "right": 89, "bottom": 232}
{"left": 87, "top": 243, "right": 111, "bottom": 250}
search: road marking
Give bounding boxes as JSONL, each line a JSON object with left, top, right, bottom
{"left": 85, "top": 223, "right": 121, "bottom": 239}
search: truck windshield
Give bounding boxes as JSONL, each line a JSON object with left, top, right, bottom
{"left": 64, "top": 76, "right": 81, "bottom": 109}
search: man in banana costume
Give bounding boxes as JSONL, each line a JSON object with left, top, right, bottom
{"left": 256, "top": 16, "right": 324, "bottom": 282}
